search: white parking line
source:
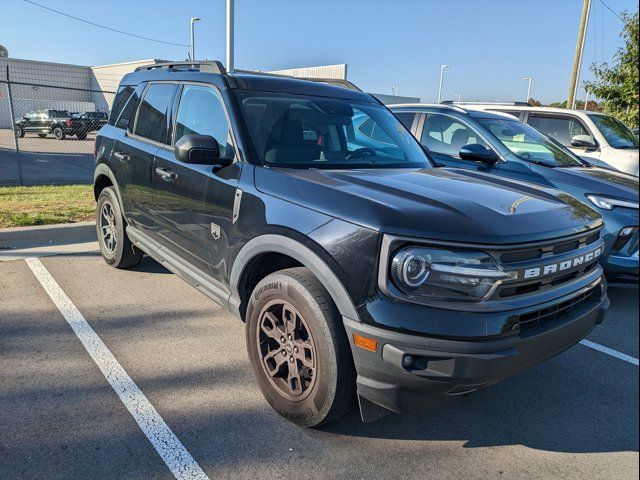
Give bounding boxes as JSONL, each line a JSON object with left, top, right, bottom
{"left": 25, "top": 257, "right": 210, "bottom": 480}
{"left": 580, "top": 339, "right": 639, "bottom": 366}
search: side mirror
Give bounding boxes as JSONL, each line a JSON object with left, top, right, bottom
{"left": 459, "top": 143, "right": 499, "bottom": 164}
{"left": 175, "top": 134, "right": 230, "bottom": 166}
{"left": 571, "top": 134, "right": 597, "bottom": 150}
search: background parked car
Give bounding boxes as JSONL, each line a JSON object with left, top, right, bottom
{"left": 452, "top": 104, "right": 639, "bottom": 177}
{"left": 389, "top": 104, "right": 639, "bottom": 284}
{"left": 65, "top": 111, "right": 109, "bottom": 139}
{"left": 14, "top": 109, "right": 71, "bottom": 140}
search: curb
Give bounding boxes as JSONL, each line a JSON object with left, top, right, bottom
{"left": 0, "top": 221, "right": 96, "bottom": 249}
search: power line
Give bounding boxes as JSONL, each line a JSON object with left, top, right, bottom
{"left": 22, "top": 0, "right": 190, "bottom": 47}
{"left": 596, "top": 0, "right": 623, "bottom": 22}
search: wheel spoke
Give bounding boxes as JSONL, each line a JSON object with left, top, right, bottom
{"left": 287, "top": 364, "right": 303, "bottom": 395}
{"left": 263, "top": 348, "right": 286, "bottom": 376}
{"left": 282, "top": 305, "right": 297, "bottom": 335}
{"left": 294, "top": 348, "right": 314, "bottom": 369}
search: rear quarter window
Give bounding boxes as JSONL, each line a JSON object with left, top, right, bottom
{"left": 108, "top": 86, "right": 135, "bottom": 126}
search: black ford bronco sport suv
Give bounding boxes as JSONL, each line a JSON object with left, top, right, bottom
{"left": 94, "top": 61, "right": 609, "bottom": 427}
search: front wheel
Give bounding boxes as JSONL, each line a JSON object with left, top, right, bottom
{"left": 96, "top": 186, "right": 142, "bottom": 268}
{"left": 15, "top": 126, "right": 24, "bottom": 138}
{"left": 246, "top": 267, "right": 356, "bottom": 427}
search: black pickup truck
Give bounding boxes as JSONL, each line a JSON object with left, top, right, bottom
{"left": 94, "top": 62, "right": 609, "bottom": 427}
{"left": 65, "top": 111, "right": 108, "bottom": 140}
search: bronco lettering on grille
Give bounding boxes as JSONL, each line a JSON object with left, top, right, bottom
{"left": 522, "top": 246, "right": 603, "bottom": 280}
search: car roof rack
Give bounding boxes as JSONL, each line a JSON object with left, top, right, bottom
{"left": 135, "top": 61, "right": 227, "bottom": 74}
{"left": 234, "top": 69, "right": 362, "bottom": 91}
{"left": 441, "top": 100, "right": 531, "bottom": 106}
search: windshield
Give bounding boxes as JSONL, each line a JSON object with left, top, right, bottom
{"left": 588, "top": 114, "right": 639, "bottom": 149}
{"left": 235, "top": 91, "right": 430, "bottom": 169}
{"left": 477, "top": 117, "right": 586, "bottom": 167}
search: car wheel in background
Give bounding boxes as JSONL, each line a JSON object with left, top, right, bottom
{"left": 15, "top": 126, "right": 24, "bottom": 138}
{"left": 96, "top": 186, "right": 143, "bottom": 268}
{"left": 53, "top": 127, "right": 65, "bottom": 140}
{"left": 246, "top": 267, "right": 356, "bottom": 427}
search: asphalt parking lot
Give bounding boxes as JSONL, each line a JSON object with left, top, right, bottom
{"left": 0, "top": 129, "right": 95, "bottom": 186}
{"left": 1, "top": 250, "right": 638, "bottom": 480}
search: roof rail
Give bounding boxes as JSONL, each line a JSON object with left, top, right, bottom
{"left": 234, "top": 69, "right": 362, "bottom": 91}
{"left": 135, "top": 61, "right": 226, "bottom": 74}
{"left": 441, "top": 100, "right": 531, "bottom": 107}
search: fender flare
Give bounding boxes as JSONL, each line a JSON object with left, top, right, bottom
{"left": 229, "top": 234, "right": 360, "bottom": 322}
{"left": 94, "top": 163, "right": 125, "bottom": 214}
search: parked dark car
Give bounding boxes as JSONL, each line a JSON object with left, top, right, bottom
{"left": 65, "top": 111, "right": 109, "bottom": 139}
{"left": 14, "top": 109, "right": 71, "bottom": 139}
{"left": 390, "top": 104, "right": 639, "bottom": 285}
{"left": 94, "top": 62, "right": 608, "bottom": 427}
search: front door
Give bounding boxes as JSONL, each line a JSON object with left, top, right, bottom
{"left": 419, "top": 112, "right": 498, "bottom": 173}
{"left": 152, "top": 83, "right": 241, "bottom": 283}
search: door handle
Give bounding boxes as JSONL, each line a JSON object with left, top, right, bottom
{"left": 155, "top": 167, "right": 177, "bottom": 182}
{"left": 113, "top": 151, "right": 130, "bottom": 163}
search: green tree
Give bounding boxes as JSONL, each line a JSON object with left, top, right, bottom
{"left": 527, "top": 98, "right": 542, "bottom": 106}
{"left": 584, "top": 10, "right": 639, "bottom": 128}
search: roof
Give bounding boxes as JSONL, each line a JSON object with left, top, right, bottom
{"left": 460, "top": 104, "right": 597, "bottom": 117}
{"left": 387, "top": 103, "right": 512, "bottom": 120}
{"left": 120, "top": 63, "right": 376, "bottom": 103}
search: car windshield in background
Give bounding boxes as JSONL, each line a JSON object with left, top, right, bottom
{"left": 588, "top": 114, "right": 639, "bottom": 149}
{"left": 477, "top": 118, "right": 585, "bottom": 167}
{"left": 235, "top": 91, "right": 430, "bottom": 169}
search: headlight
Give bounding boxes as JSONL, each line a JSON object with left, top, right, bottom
{"left": 586, "top": 195, "right": 639, "bottom": 211}
{"left": 390, "top": 246, "right": 516, "bottom": 302}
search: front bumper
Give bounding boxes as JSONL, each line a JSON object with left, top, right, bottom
{"left": 600, "top": 209, "right": 638, "bottom": 285}
{"left": 345, "top": 276, "right": 609, "bottom": 416}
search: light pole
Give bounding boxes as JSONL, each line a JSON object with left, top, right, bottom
{"left": 190, "top": 17, "right": 201, "bottom": 61}
{"left": 437, "top": 64, "right": 451, "bottom": 103}
{"left": 226, "top": 0, "right": 234, "bottom": 73}
{"left": 522, "top": 76, "right": 532, "bottom": 102}
{"left": 392, "top": 86, "right": 399, "bottom": 102}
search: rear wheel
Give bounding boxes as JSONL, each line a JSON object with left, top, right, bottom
{"left": 96, "top": 186, "right": 142, "bottom": 268}
{"left": 15, "top": 126, "right": 24, "bottom": 138}
{"left": 246, "top": 267, "right": 356, "bottom": 427}
{"left": 53, "top": 127, "right": 65, "bottom": 140}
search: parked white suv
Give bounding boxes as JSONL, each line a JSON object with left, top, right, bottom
{"left": 457, "top": 104, "right": 639, "bottom": 177}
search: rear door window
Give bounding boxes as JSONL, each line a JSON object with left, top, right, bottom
{"left": 109, "top": 86, "right": 135, "bottom": 126}
{"left": 527, "top": 114, "right": 589, "bottom": 147}
{"left": 393, "top": 112, "right": 416, "bottom": 130}
{"left": 133, "top": 83, "right": 178, "bottom": 144}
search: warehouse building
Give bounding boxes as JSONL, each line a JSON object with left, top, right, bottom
{"left": 0, "top": 56, "right": 419, "bottom": 127}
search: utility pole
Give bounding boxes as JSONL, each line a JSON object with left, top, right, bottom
{"left": 190, "top": 17, "right": 201, "bottom": 61}
{"left": 567, "top": 0, "right": 591, "bottom": 109}
{"left": 437, "top": 64, "right": 451, "bottom": 103}
{"left": 226, "top": 0, "right": 234, "bottom": 73}
{"left": 522, "top": 77, "right": 532, "bottom": 102}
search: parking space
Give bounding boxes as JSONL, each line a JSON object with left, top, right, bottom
{"left": 1, "top": 251, "right": 638, "bottom": 480}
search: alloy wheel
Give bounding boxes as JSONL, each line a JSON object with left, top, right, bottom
{"left": 100, "top": 202, "right": 117, "bottom": 254}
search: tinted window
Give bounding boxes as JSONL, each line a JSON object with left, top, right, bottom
{"left": 527, "top": 115, "right": 589, "bottom": 147}
{"left": 134, "top": 83, "right": 177, "bottom": 143}
{"left": 489, "top": 109, "right": 520, "bottom": 118}
{"left": 421, "top": 113, "right": 487, "bottom": 157}
{"left": 115, "top": 85, "right": 143, "bottom": 130}
{"left": 109, "top": 86, "right": 134, "bottom": 125}
{"left": 394, "top": 112, "right": 416, "bottom": 130}
{"left": 236, "top": 91, "right": 430, "bottom": 169}
{"left": 174, "top": 85, "right": 234, "bottom": 159}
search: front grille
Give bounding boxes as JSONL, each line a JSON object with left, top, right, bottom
{"left": 492, "top": 228, "right": 603, "bottom": 299}
{"left": 516, "top": 286, "right": 598, "bottom": 331}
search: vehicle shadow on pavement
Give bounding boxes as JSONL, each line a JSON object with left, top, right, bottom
{"left": 320, "top": 344, "right": 639, "bottom": 454}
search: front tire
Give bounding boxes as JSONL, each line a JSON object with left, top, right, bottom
{"left": 15, "top": 126, "right": 24, "bottom": 138}
{"left": 96, "top": 186, "right": 142, "bottom": 268}
{"left": 246, "top": 267, "right": 356, "bottom": 427}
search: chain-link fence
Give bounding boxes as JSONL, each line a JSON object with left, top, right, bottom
{"left": 0, "top": 62, "right": 119, "bottom": 186}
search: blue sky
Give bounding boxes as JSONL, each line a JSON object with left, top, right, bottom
{"left": 1, "top": 0, "right": 636, "bottom": 103}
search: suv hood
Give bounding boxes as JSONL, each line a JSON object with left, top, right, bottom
{"left": 536, "top": 165, "right": 639, "bottom": 202}
{"left": 255, "top": 166, "right": 602, "bottom": 244}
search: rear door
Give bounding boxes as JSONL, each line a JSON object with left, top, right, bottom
{"left": 152, "top": 83, "right": 241, "bottom": 283}
{"left": 111, "top": 82, "right": 176, "bottom": 234}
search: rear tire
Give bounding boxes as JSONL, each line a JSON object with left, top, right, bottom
{"left": 96, "top": 186, "right": 142, "bottom": 268}
{"left": 246, "top": 267, "right": 356, "bottom": 427}
{"left": 15, "top": 126, "right": 24, "bottom": 138}
{"left": 53, "top": 127, "right": 65, "bottom": 140}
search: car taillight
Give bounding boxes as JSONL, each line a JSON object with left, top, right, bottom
{"left": 66, "top": 119, "right": 72, "bottom": 126}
